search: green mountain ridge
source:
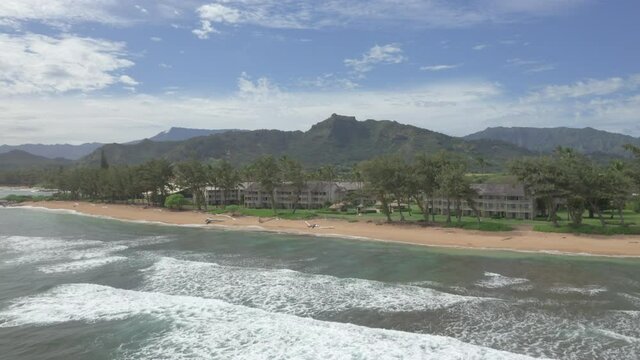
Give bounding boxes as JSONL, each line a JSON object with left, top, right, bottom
{"left": 83, "top": 114, "right": 534, "bottom": 170}
{"left": 464, "top": 126, "right": 640, "bottom": 157}
{"left": 0, "top": 150, "right": 72, "bottom": 171}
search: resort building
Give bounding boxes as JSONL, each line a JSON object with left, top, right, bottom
{"left": 243, "top": 181, "right": 359, "bottom": 209}
{"left": 206, "top": 180, "right": 536, "bottom": 219}
{"left": 431, "top": 183, "right": 536, "bottom": 220}
{"left": 205, "top": 181, "right": 364, "bottom": 209}
{"left": 204, "top": 182, "right": 250, "bottom": 206}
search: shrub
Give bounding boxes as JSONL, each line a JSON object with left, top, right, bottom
{"left": 2, "top": 194, "right": 51, "bottom": 203}
{"left": 633, "top": 201, "right": 640, "bottom": 214}
{"left": 224, "top": 205, "right": 240, "bottom": 213}
{"left": 164, "top": 194, "right": 189, "bottom": 210}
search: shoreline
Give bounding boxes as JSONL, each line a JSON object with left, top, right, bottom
{"left": 13, "top": 201, "right": 640, "bottom": 258}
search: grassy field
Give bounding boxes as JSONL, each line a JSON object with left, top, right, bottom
{"left": 207, "top": 206, "right": 515, "bottom": 231}
{"left": 207, "top": 204, "right": 640, "bottom": 235}
{"left": 533, "top": 223, "right": 640, "bottom": 235}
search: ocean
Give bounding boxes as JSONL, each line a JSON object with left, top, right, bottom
{"left": 0, "top": 207, "right": 638, "bottom": 359}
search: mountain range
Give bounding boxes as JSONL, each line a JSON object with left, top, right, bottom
{"left": 0, "top": 127, "right": 239, "bottom": 160}
{"left": 0, "top": 143, "right": 103, "bottom": 161}
{"left": 0, "top": 150, "right": 72, "bottom": 171}
{"left": 464, "top": 126, "right": 640, "bottom": 157}
{"left": 81, "top": 114, "right": 532, "bottom": 170}
{"left": 2, "top": 115, "right": 639, "bottom": 172}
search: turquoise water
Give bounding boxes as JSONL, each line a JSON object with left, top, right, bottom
{"left": 0, "top": 208, "right": 639, "bottom": 359}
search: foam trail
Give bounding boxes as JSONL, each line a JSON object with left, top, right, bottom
{"left": 0, "top": 284, "right": 542, "bottom": 360}
{"left": 1, "top": 236, "right": 113, "bottom": 266}
{"left": 549, "top": 286, "right": 607, "bottom": 296}
{"left": 38, "top": 256, "right": 127, "bottom": 273}
{"left": 1, "top": 235, "right": 170, "bottom": 272}
{"left": 142, "top": 257, "right": 489, "bottom": 315}
{"left": 476, "top": 272, "right": 529, "bottom": 289}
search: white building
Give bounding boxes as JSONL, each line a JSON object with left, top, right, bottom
{"left": 431, "top": 183, "right": 537, "bottom": 220}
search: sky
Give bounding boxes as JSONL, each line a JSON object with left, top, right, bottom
{"left": 0, "top": 0, "right": 639, "bottom": 145}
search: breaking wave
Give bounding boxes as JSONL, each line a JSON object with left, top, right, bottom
{"left": 0, "top": 283, "right": 540, "bottom": 360}
{"left": 142, "top": 257, "right": 490, "bottom": 315}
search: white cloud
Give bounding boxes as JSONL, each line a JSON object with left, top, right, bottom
{"left": 298, "top": 74, "right": 359, "bottom": 90}
{"left": 150, "top": 36, "right": 163, "bottom": 42}
{"left": 0, "top": 0, "right": 200, "bottom": 29}
{"left": 0, "top": 33, "right": 135, "bottom": 95}
{"left": 237, "top": 72, "right": 281, "bottom": 100}
{"left": 135, "top": 5, "right": 148, "bottom": 14}
{"left": 0, "top": 78, "right": 508, "bottom": 144}
{"left": 119, "top": 75, "right": 139, "bottom": 86}
{"left": 420, "top": 64, "right": 461, "bottom": 72}
{"left": 0, "top": 0, "right": 124, "bottom": 27}
{"left": 191, "top": 0, "right": 588, "bottom": 37}
{"left": 0, "top": 1, "right": 588, "bottom": 34}
{"left": 526, "top": 74, "right": 640, "bottom": 102}
{"left": 192, "top": 20, "right": 217, "bottom": 39}
{"left": 3, "top": 72, "right": 640, "bottom": 144}
{"left": 197, "top": 3, "right": 242, "bottom": 23}
{"left": 344, "top": 44, "right": 405, "bottom": 76}
{"left": 472, "top": 44, "right": 488, "bottom": 50}
{"left": 192, "top": 1, "right": 308, "bottom": 37}
{"left": 506, "top": 58, "right": 556, "bottom": 73}
{"left": 482, "top": 0, "right": 587, "bottom": 16}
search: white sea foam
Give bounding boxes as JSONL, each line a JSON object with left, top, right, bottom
{"left": 0, "top": 236, "right": 104, "bottom": 253}
{"left": 549, "top": 286, "right": 607, "bottom": 296}
{"left": 142, "top": 257, "right": 488, "bottom": 315}
{"left": 618, "top": 292, "right": 640, "bottom": 306}
{"left": 0, "top": 236, "right": 111, "bottom": 265}
{"left": 591, "top": 328, "right": 640, "bottom": 344}
{"left": 0, "top": 284, "right": 540, "bottom": 359}
{"left": 613, "top": 310, "right": 640, "bottom": 317}
{"left": 476, "top": 272, "right": 529, "bottom": 289}
{"left": 38, "top": 256, "right": 128, "bottom": 273}
{"left": 1, "top": 235, "right": 169, "bottom": 273}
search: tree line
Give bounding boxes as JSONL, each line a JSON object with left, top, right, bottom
{"left": 6, "top": 145, "right": 640, "bottom": 227}
{"left": 39, "top": 155, "right": 343, "bottom": 213}
{"left": 357, "top": 147, "right": 640, "bottom": 227}
{"left": 510, "top": 146, "right": 640, "bottom": 227}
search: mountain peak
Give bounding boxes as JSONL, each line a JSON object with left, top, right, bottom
{"left": 146, "top": 127, "right": 239, "bottom": 142}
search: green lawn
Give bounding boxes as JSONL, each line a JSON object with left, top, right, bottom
{"left": 208, "top": 205, "right": 514, "bottom": 231}
{"left": 533, "top": 223, "right": 640, "bottom": 235}
{"left": 209, "top": 207, "right": 319, "bottom": 220}
{"left": 208, "top": 204, "right": 640, "bottom": 235}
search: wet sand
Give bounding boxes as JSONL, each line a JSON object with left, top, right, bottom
{"left": 20, "top": 201, "right": 640, "bottom": 257}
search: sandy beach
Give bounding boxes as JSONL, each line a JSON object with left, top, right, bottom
{"left": 17, "top": 201, "right": 640, "bottom": 257}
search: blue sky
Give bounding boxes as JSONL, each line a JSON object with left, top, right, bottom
{"left": 0, "top": 0, "right": 639, "bottom": 144}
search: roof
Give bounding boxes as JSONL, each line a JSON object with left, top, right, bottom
{"left": 244, "top": 181, "right": 343, "bottom": 192}
{"left": 471, "top": 183, "right": 527, "bottom": 197}
{"left": 335, "top": 182, "right": 362, "bottom": 191}
{"left": 205, "top": 182, "right": 249, "bottom": 191}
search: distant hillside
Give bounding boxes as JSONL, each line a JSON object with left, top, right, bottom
{"left": 0, "top": 143, "right": 103, "bottom": 160}
{"left": 1, "top": 128, "right": 238, "bottom": 160}
{"left": 83, "top": 114, "right": 533, "bottom": 170}
{"left": 464, "top": 127, "right": 640, "bottom": 157}
{"left": 145, "top": 127, "right": 240, "bottom": 142}
{"left": 0, "top": 150, "right": 72, "bottom": 171}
